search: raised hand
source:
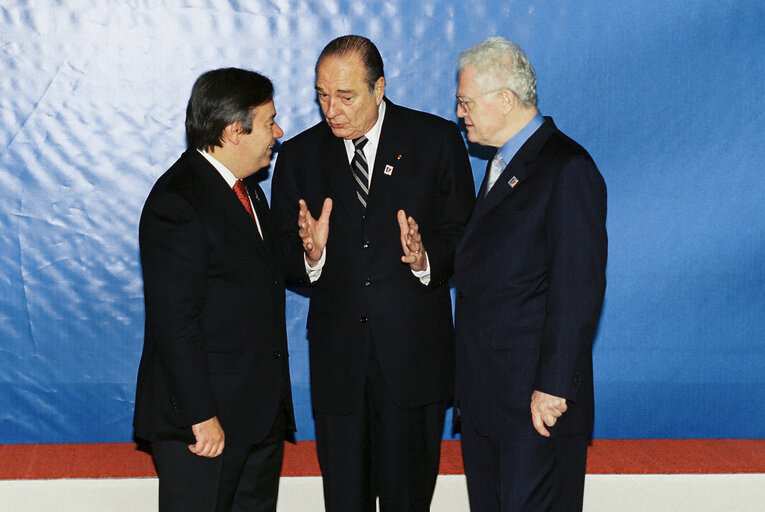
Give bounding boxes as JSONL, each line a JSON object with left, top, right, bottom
{"left": 299, "top": 198, "right": 332, "bottom": 265}
{"left": 397, "top": 209, "right": 427, "bottom": 272}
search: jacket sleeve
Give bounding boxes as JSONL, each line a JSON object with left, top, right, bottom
{"left": 139, "top": 189, "right": 217, "bottom": 428}
{"left": 270, "top": 141, "right": 312, "bottom": 285}
{"left": 533, "top": 155, "right": 607, "bottom": 401}
{"left": 421, "top": 121, "right": 476, "bottom": 288}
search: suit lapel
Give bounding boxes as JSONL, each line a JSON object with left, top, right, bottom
{"left": 365, "top": 99, "right": 399, "bottom": 220}
{"left": 191, "top": 151, "right": 271, "bottom": 261}
{"left": 246, "top": 180, "right": 279, "bottom": 266}
{"left": 469, "top": 118, "right": 556, "bottom": 224}
{"left": 319, "top": 128, "right": 363, "bottom": 220}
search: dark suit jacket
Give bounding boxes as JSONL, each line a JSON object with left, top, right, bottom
{"left": 455, "top": 117, "right": 607, "bottom": 440}
{"left": 134, "top": 149, "right": 294, "bottom": 446}
{"left": 271, "top": 99, "right": 475, "bottom": 414}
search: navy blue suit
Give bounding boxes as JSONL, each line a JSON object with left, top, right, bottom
{"left": 455, "top": 118, "right": 607, "bottom": 511}
{"left": 271, "top": 98, "right": 475, "bottom": 511}
{"left": 134, "top": 149, "right": 294, "bottom": 511}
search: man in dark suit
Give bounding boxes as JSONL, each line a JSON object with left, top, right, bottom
{"left": 134, "top": 68, "right": 294, "bottom": 512}
{"left": 270, "top": 36, "right": 475, "bottom": 512}
{"left": 453, "top": 37, "right": 608, "bottom": 512}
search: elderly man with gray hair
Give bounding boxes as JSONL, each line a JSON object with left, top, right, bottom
{"left": 453, "top": 37, "right": 607, "bottom": 512}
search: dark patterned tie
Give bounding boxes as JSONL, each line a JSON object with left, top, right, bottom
{"left": 233, "top": 179, "right": 256, "bottom": 224}
{"left": 351, "top": 136, "right": 370, "bottom": 209}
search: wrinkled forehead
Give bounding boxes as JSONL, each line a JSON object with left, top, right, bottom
{"left": 317, "top": 53, "right": 366, "bottom": 81}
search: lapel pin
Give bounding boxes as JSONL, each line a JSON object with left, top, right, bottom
{"left": 384, "top": 164, "right": 394, "bottom": 176}
{"left": 396, "top": 154, "right": 402, "bottom": 160}
{"left": 508, "top": 176, "right": 519, "bottom": 188}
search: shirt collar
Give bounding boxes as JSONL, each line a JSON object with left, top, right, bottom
{"left": 343, "top": 100, "right": 386, "bottom": 159}
{"left": 496, "top": 112, "right": 545, "bottom": 164}
{"left": 198, "top": 149, "right": 238, "bottom": 188}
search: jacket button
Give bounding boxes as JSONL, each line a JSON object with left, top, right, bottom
{"left": 363, "top": 240, "right": 370, "bottom": 249}
{"left": 360, "top": 316, "right": 368, "bottom": 324}
{"left": 363, "top": 278, "right": 371, "bottom": 287}
{"left": 456, "top": 291, "right": 464, "bottom": 299}
{"left": 274, "top": 351, "right": 281, "bottom": 359}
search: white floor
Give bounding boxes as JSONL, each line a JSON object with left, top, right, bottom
{"left": 1, "top": 474, "right": 764, "bottom": 511}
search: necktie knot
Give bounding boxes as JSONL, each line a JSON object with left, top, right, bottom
{"left": 353, "top": 136, "right": 368, "bottom": 150}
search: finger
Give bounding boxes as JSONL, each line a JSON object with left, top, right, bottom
{"left": 532, "top": 412, "right": 550, "bottom": 437}
{"left": 397, "top": 210, "right": 410, "bottom": 254}
{"left": 212, "top": 440, "right": 224, "bottom": 458}
{"left": 189, "top": 439, "right": 208, "bottom": 457}
{"left": 319, "top": 198, "right": 333, "bottom": 222}
{"left": 397, "top": 210, "right": 409, "bottom": 236}
{"left": 544, "top": 412, "right": 559, "bottom": 428}
{"left": 299, "top": 199, "right": 316, "bottom": 223}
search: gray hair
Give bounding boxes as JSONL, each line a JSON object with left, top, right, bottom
{"left": 458, "top": 36, "right": 537, "bottom": 108}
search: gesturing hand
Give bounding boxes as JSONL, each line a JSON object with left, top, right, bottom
{"left": 530, "top": 390, "right": 568, "bottom": 437}
{"left": 299, "top": 198, "right": 332, "bottom": 265}
{"left": 397, "top": 209, "right": 427, "bottom": 271}
{"left": 189, "top": 416, "right": 225, "bottom": 458}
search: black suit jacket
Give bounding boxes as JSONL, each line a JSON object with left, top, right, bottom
{"left": 271, "top": 99, "right": 475, "bottom": 414}
{"left": 455, "top": 117, "right": 607, "bottom": 440}
{"left": 134, "top": 149, "right": 294, "bottom": 445}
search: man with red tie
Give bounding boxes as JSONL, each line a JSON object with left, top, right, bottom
{"left": 134, "top": 68, "right": 293, "bottom": 512}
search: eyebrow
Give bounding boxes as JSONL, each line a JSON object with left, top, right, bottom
{"left": 314, "top": 86, "right": 355, "bottom": 95}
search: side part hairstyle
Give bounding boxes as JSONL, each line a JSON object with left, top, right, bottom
{"left": 186, "top": 68, "right": 274, "bottom": 151}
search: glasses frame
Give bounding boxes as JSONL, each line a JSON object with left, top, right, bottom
{"left": 456, "top": 89, "right": 503, "bottom": 113}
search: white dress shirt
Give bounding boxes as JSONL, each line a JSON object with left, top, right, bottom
{"left": 305, "top": 101, "right": 430, "bottom": 284}
{"left": 198, "top": 149, "right": 264, "bottom": 239}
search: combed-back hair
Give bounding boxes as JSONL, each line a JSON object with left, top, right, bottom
{"left": 185, "top": 68, "right": 274, "bottom": 151}
{"left": 458, "top": 37, "right": 537, "bottom": 108}
{"left": 316, "top": 35, "right": 384, "bottom": 93}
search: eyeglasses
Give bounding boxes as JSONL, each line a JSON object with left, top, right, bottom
{"left": 456, "top": 90, "right": 502, "bottom": 113}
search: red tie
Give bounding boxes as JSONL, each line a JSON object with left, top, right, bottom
{"left": 233, "top": 180, "right": 256, "bottom": 224}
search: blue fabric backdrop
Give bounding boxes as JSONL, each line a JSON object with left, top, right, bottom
{"left": 1, "top": 0, "right": 763, "bottom": 443}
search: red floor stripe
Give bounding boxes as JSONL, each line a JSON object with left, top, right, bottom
{"left": 1, "top": 440, "right": 763, "bottom": 480}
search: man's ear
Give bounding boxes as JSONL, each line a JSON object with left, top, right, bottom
{"left": 374, "top": 76, "right": 386, "bottom": 105}
{"left": 222, "top": 121, "right": 242, "bottom": 145}
{"left": 501, "top": 90, "right": 516, "bottom": 115}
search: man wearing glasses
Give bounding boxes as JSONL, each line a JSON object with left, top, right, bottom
{"left": 453, "top": 37, "right": 607, "bottom": 512}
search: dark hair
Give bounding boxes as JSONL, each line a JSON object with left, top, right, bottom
{"left": 316, "top": 35, "right": 384, "bottom": 93}
{"left": 185, "top": 68, "right": 274, "bottom": 151}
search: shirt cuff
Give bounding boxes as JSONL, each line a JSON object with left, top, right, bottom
{"left": 305, "top": 247, "right": 326, "bottom": 283}
{"left": 411, "top": 252, "right": 431, "bottom": 285}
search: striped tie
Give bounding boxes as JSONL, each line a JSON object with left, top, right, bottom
{"left": 351, "top": 136, "right": 370, "bottom": 209}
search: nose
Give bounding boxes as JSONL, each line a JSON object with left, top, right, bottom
{"left": 273, "top": 121, "right": 284, "bottom": 139}
{"left": 456, "top": 102, "right": 466, "bottom": 118}
{"left": 325, "top": 98, "right": 337, "bottom": 118}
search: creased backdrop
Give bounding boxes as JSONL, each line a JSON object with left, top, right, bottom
{"left": 1, "top": 0, "right": 763, "bottom": 443}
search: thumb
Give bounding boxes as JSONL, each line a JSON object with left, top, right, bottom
{"left": 320, "top": 198, "right": 333, "bottom": 221}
